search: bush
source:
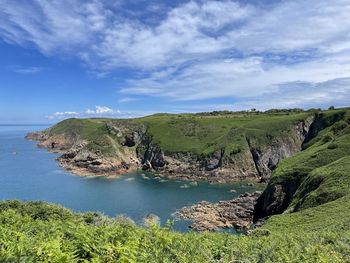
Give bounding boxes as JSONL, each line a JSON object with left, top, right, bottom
{"left": 331, "top": 120, "right": 348, "bottom": 134}
{"left": 321, "top": 133, "right": 334, "bottom": 143}
{"left": 327, "top": 143, "right": 338, "bottom": 149}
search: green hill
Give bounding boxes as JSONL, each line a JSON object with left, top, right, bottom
{"left": 28, "top": 110, "right": 315, "bottom": 181}
{"left": 5, "top": 107, "right": 350, "bottom": 262}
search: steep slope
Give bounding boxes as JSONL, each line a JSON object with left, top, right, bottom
{"left": 1, "top": 199, "right": 350, "bottom": 262}
{"left": 27, "top": 111, "right": 314, "bottom": 182}
{"left": 254, "top": 109, "right": 350, "bottom": 220}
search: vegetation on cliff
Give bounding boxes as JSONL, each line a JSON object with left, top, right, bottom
{"left": 47, "top": 111, "right": 309, "bottom": 156}
{"left": 254, "top": 108, "right": 350, "bottom": 219}
{"left": 31, "top": 110, "right": 313, "bottom": 181}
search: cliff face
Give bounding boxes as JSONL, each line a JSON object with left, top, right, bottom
{"left": 253, "top": 110, "right": 350, "bottom": 221}
{"left": 133, "top": 116, "right": 314, "bottom": 182}
{"left": 26, "top": 113, "right": 315, "bottom": 182}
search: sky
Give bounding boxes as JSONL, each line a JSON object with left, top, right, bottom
{"left": 1, "top": 0, "right": 350, "bottom": 123}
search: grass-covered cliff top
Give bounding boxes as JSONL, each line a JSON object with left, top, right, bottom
{"left": 45, "top": 109, "right": 314, "bottom": 156}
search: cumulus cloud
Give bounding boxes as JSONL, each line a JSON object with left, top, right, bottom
{"left": 1, "top": 0, "right": 350, "bottom": 107}
{"left": 85, "top": 106, "right": 116, "bottom": 115}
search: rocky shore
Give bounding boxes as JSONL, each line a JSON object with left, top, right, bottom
{"left": 175, "top": 191, "right": 262, "bottom": 231}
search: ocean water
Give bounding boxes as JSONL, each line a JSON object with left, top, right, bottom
{"left": 0, "top": 125, "right": 259, "bottom": 231}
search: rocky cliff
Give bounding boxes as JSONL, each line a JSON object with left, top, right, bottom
{"left": 27, "top": 112, "right": 315, "bottom": 182}
{"left": 253, "top": 109, "right": 350, "bottom": 221}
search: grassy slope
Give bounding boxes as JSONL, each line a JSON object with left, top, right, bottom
{"left": 261, "top": 109, "right": 350, "bottom": 214}
{"left": 138, "top": 112, "right": 309, "bottom": 155}
{"left": 1, "top": 200, "right": 350, "bottom": 262}
{"left": 48, "top": 118, "right": 122, "bottom": 156}
{"left": 46, "top": 111, "right": 310, "bottom": 157}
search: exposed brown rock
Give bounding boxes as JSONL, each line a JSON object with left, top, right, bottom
{"left": 175, "top": 191, "right": 262, "bottom": 231}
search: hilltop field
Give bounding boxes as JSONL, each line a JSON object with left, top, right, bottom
{"left": 2, "top": 107, "right": 350, "bottom": 262}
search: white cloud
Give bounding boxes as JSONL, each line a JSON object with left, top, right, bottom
{"left": 118, "top": 97, "right": 140, "bottom": 103}
{"left": 174, "top": 78, "right": 350, "bottom": 112}
{"left": 53, "top": 111, "right": 79, "bottom": 116}
{"left": 121, "top": 53, "right": 350, "bottom": 100}
{"left": 46, "top": 111, "right": 79, "bottom": 120}
{"left": 85, "top": 106, "right": 114, "bottom": 114}
{"left": 46, "top": 106, "right": 157, "bottom": 121}
{"left": 1, "top": 0, "right": 350, "bottom": 106}
{"left": 13, "top": 66, "right": 43, "bottom": 74}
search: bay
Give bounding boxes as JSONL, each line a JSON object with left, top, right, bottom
{"left": 0, "top": 125, "right": 259, "bottom": 231}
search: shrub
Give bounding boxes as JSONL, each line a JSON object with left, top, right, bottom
{"left": 327, "top": 143, "right": 338, "bottom": 149}
{"left": 331, "top": 120, "right": 348, "bottom": 134}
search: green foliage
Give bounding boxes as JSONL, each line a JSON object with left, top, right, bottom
{"left": 1, "top": 200, "right": 350, "bottom": 262}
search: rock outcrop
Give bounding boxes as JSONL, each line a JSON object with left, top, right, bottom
{"left": 176, "top": 191, "right": 262, "bottom": 231}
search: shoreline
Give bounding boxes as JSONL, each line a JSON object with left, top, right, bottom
{"left": 26, "top": 130, "right": 265, "bottom": 232}
{"left": 27, "top": 131, "right": 264, "bottom": 184}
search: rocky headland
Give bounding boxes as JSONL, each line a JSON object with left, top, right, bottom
{"left": 26, "top": 112, "right": 315, "bottom": 183}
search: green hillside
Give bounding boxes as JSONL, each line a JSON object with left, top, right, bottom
{"left": 136, "top": 112, "right": 309, "bottom": 155}
{"left": 1, "top": 199, "right": 349, "bottom": 262}
{"left": 254, "top": 109, "right": 350, "bottom": 219}
{"left": 44, "top": 110, "right": 311, "bottom": 158}
{"left": 3, "top": 108, "right": 350, "bottom": 262}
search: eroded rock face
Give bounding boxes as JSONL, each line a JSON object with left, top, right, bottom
{"left": 252, "top": 114, "right": 341, "bottom": 222}
{"left": 176, "top": 191, "right": 262, "bottom": 231}
{"left": 253, "top": 176, "right": 305, "bottom": 221}
{"left": 247, "top": 116, "right": 314, "bottom": 181}
{"left": 143, "top": 116, "right": 314, "bottom": 182}
{"left": 26, "top": 116, "right": 314, "bottom": 182}
{"left": 25, "top": 131, "right": 48, "bottom": 141}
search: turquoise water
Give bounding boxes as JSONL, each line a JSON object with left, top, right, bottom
{"left": 0, "top": 125, "right": 259, "bottom": 231}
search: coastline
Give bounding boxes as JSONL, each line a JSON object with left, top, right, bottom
{"left": 26, "top": 130, "right": 265, "bottom": 232}
{"left": 26, "top": 130, "right": 263, "bottom": 183}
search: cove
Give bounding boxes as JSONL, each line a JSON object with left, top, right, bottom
{"left": 0, "top": 125, "right": 260, "bottom": 231}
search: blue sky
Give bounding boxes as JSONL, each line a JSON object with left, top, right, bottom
{"left": 1, "top": 0, "right": 350, "bottom": 123}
